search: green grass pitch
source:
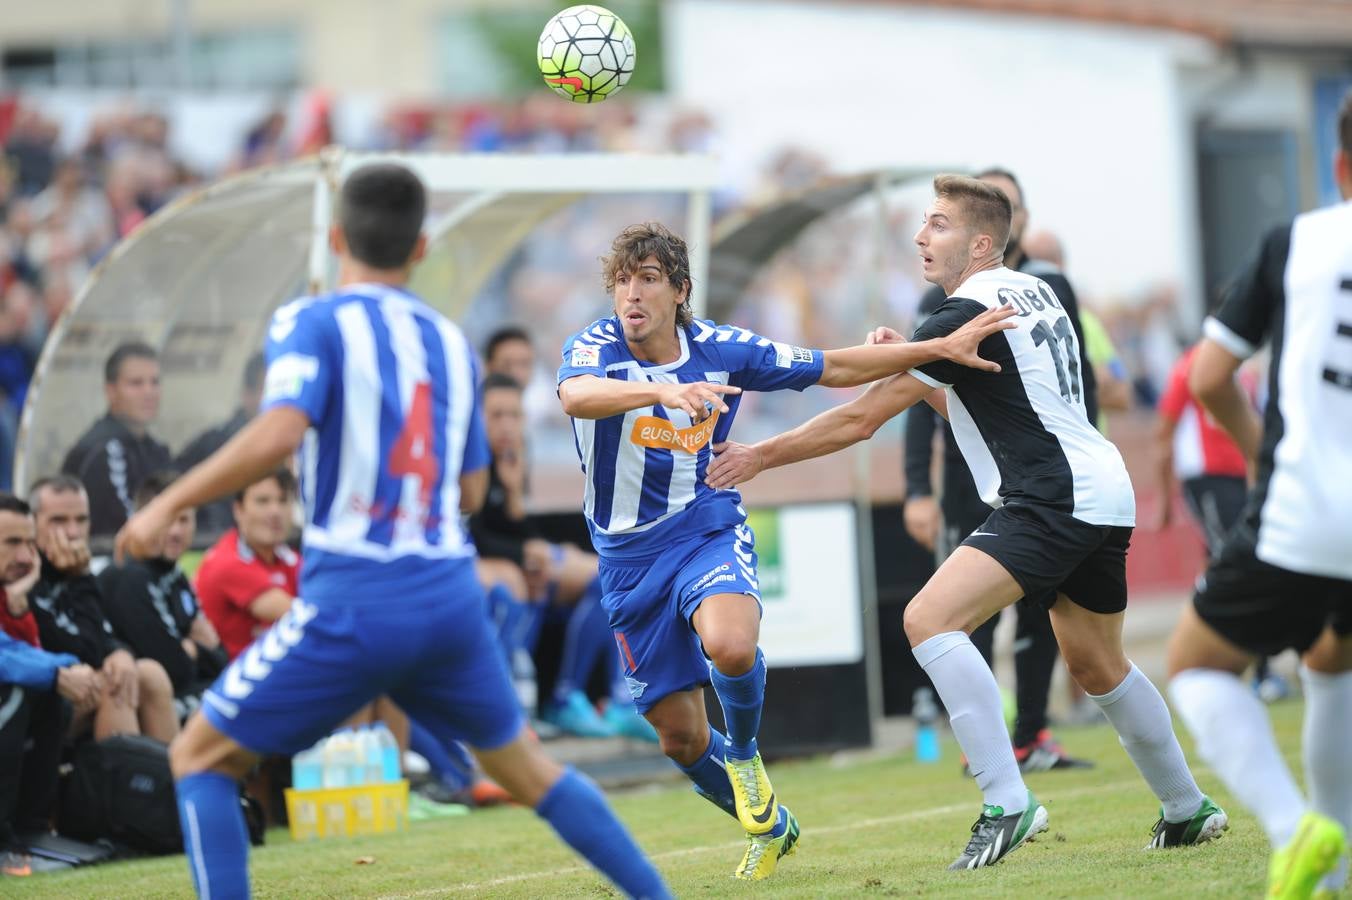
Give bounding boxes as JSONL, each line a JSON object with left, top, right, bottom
{"left": 12, "top": 701, "right": 1304, "bottom": 898}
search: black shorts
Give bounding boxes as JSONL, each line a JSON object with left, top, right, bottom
{"left": 1180, "top": 475, "right": 1247, "bottom": 557}
{"left": 962, "top": 503, "right": 1132, "bottom": 614}
{"left": 1193, "top": 522, "right": 1352, "bottom": 657}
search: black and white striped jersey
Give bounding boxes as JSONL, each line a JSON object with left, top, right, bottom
{"left": 908, "top": 267, "right": 1135, "bottom": 528}
{"left": 1203, "top": 200, "right": 1352, "bottom": 580}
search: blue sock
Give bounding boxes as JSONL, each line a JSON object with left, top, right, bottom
{"left": 177, "top": 771, "right": 250, "bottom": 900}
{"left": 536, "top": 768, "right": 671, "bottom": 900}
{"left": 408, "top": 719, "right": 474, "bottom": 792}
{"left": 709, "top": 648, "right": 766, "bottom": 761}
{"left": 677, "top": 728, "right": 738, "bottom": 818}
{"left": 555, "top": 579, "right": 610, "bottom": 703}
{"left": 677, "top": 729, "right": 788, "bottom": 837}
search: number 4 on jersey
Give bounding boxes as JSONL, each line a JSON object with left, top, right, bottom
{"left": 389, "top": 381, "right": 440, "bottom": 506}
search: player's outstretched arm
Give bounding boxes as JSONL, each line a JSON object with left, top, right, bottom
{"left": 705, "top": 372, "right": 934, "bottom": 489}
{"left": 115, "top": 406, "right": 310, "bottom": 563}
{"left": 1189, "top": 338, "right": 1262, "bottom": 462}
{"left": 560, "top": 374, "right": 740, "bottom": 422}
{"left": 817, "top": 304, "right": 1016, "bottom": 388}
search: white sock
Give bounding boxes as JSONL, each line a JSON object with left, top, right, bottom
{"left": 1301, "top": 666, "right": 1352, "bottom": 891}
{"left": 1169, "top": 667, "right": 1304, "bottom": 845}
{"left": 913, "top": 631, "right": 1027, "bottom": 814}
{"left": 1090, "top": 662, "right": 1206, "bottom": 823}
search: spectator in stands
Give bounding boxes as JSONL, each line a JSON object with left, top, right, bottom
{"left": 483, "top": 324, "right": 556, "bottom": 429}
{"left": 0, "top": 493, "right": 99, "bottom": 865}
{"left": 61, "top": 342, "right": 172, "bottom": 539}
{"left": 27, "top": 475, "right": 178, "bottom": 743}
{"left": 194, "top": 468, "right": 299, "bottom": 660}
{"left": 470, "top": 373, "right": 654, "bottom": 741}
{"left": 174, "top": 353, "right": 266, "bottom": 537}
{"left": 98, "top": 471, "right": 227, "bottom": 722}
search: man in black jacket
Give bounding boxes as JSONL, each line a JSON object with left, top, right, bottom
{"left": 98, "top": 472, "right": 227, "bottom": 723}
{"left": 26, "top": 475, "right": 177, "bottom": 742}
{"left": 173, "top": 353, "right": 265, "bottom": 538}
{"left": 61, "top": 342, "right": 172, "bottom": 540}
{"left": 903, "top": 168, "right": 1092, "bottom": 772}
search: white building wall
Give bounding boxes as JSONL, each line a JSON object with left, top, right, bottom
{"left": 666, "top": 1, "right": 1219, "bottom": 314}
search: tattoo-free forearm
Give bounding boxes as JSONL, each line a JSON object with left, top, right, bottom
{"left": 559, "top": 376, "right": 662, "bottom": 419}
{"left": 757, "top": 403, "right": 877, "bottom": 472}
{"left": 819, "top": 340, "right": 947, "bottom": 388}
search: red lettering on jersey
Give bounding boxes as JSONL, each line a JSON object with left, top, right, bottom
{"left": 389, "top": 381, "right": 440, "bottom": 510}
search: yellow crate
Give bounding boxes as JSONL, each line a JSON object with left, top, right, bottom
{"left": 284, "top": 780, "right": 409, "bottom": 841}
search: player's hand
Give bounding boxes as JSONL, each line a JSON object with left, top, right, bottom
{"left": 114, "top": 499, "right": 174, "bottom": 565}
{"left": 1154, "top": 496, "right": 1173, "bottom": 531}
{"left": 56, "top": 664, "right": 100, "bottom": 709}
{"left": 103, "top": 649, "right": 139, "bottom": 709}
{"left": 39, "top": 524, "right": 91, "bottom": 575}
{"left": 866, "top": 326, "right": 907, "bottom": 346}
{"left": 495, "top": 446, "right": 527, "bottom": 496}
{"left": 522, "top": 539, "right": 557, "bottom": 598}
{"left": 189, "top": 613, "right": 220, "bottom": 650}
{"left": 656, "top": 382, "right": 741, "bottom": 423}
{"left": 705, "top": 441, "right": 764, "bottom": 490}
{"left": 939, "top": 304, "right": 1018, "bottom": 372}
{"left": 4, "top": 557, "right": 40, "bottom": 610}
{"left": 904, "top": 495, "right": 941, "bottom": 552}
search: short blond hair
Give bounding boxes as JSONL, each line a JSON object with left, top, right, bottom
{"left": 933, "top": 174, "right": 1012, "bottom": 256}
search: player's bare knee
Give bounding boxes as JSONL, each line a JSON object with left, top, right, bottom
{"left": 903, "top": 597, "right": 946, "bottom": 646}
{"left": 137, "top": 658, "right": 173, "bottom": 698}
{"left": 1064, "top": 652, "right": 1127, "bottom": 697}
{"left": 702, "top": 635, "right": 757, "bottom": 676}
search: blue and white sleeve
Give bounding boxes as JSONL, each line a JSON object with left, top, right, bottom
{"left": 719, "top": 327, "right": 824, "bottom": 392}
{"left": 261, "top": 300, "right": 334, "bottom": 425}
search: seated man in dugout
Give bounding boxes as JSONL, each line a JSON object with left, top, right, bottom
{"left": 195, "top": 468, "right": 300, "bottom": 660}
{"left": 26, "top": 475, "right": 178, "bottom": 743}
{"left": 98, "top": 471, "right": 228, "bottom": 723}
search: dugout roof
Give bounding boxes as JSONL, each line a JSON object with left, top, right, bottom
{"left": 16, "top": 150, "right": 718, "bottom": 493}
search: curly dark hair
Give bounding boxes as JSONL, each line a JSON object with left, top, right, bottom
{"left": 602, "top": 223, "right": 694, "bottom": 327}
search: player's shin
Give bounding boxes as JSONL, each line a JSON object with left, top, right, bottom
{"left": 710, "top": 648, "right": 766, "bottom": 762}
{"left": 913, "top": 631, "right": 1027, "bottom": 814}
{"left": 535, "top": 767, "right": 672, "bottom": 899}
{"left": 1300, "top": 666, "right": 1352, "bottom": 890}
{"left": 1170, "top": 667, "right": 1303, "bottom": 842}
{"left": 176, "top": 771, "right": 251, "bottom": 900}
{"left": 676, "top": 728, "right": 738, "bottom": 818}
{"left": 1092, "top": 663, "right": 1206, "bottom": 821}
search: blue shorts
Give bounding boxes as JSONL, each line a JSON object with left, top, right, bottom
{"left": 598, "top": 524, "right": 761, "bottom": 713}
{"left": 202, "top": 565, "right": 522, "bottom": 755}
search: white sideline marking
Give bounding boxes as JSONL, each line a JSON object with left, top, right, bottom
{"left": 375, "top": 778, "right": 1141, "bottom": 898}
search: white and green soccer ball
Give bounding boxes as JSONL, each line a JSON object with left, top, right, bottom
{"left": 537, "top": 5, "right": 636, "bottom": 103}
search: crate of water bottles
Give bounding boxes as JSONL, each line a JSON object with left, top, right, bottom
{"left": 284, "top": 723, "right": 409, "bottom": 841}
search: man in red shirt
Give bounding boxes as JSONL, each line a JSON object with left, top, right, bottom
{"left": 1155, "top": 343, "right": 1254, "bottom": 548}
{"left": 1155, "top": 345, "right": 1282, "bottom": 698}
{"left": 195, "top": 469, "right": 299, "bottom": 660}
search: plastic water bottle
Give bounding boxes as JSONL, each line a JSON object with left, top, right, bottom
{"left": 322, "top": 730, "right": 352, "bottom": 788}
{"left": 913, "top": 687, "right": 942, "bottom": 763}
{"left": 359, "top": 727, "right": 383, "bottom": 785}
{"left": 292, "top": 742, "right": 324, "bottom": 790}
{"left": 373, "top": 723, "right": 401, "bottom": 783}
{"left": 345, "top": 729, "right": 368, "bottom": 786}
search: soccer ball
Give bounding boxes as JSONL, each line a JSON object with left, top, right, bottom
{"left": 537, "top": 5, "right": 636, "bottom": 103}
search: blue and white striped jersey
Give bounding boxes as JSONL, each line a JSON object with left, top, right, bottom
{"left": 261, "top": 283, "right": 489, "bottom": 600}
{"left": 558, "top": 316, "right": 824, "bottom": 559}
